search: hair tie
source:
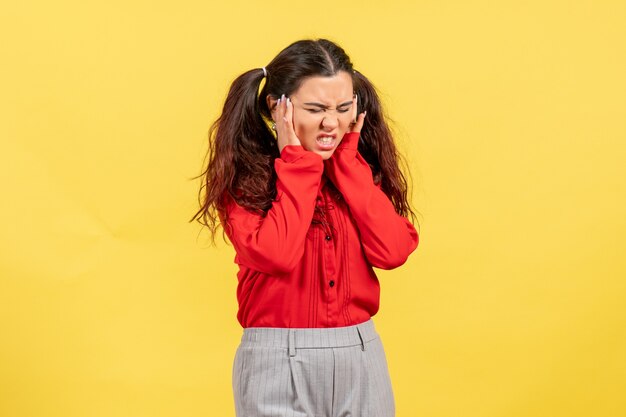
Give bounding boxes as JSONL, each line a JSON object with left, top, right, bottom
{"left": 262, "top": 67, "right": 267, "bottom": 77}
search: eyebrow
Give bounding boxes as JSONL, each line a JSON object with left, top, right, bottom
{"left": 303, "top": 100, "right": 353, "bottom": 109}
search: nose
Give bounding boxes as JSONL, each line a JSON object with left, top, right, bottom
{"left": 321, "top": 115, "right": 338, "bottom": 129}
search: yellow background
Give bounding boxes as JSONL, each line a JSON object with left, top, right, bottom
{"left": 2, "top": 1, "right": 625, "bottom": 416}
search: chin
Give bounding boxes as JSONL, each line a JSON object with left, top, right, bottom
{"left": 313, "top": 149, "right": 337, "bottom": 160}
{"left": 301, "top": 139, "right": 343, "bottom": 160}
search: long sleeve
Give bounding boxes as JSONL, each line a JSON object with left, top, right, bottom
{"left": 323, "top": 131, "right": 419, "bottom": 269}
{"left": 223, "top": 145, "right": 324, "bottom": 275}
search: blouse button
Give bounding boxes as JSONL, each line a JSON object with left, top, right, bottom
{"left": 325, "top": 235, "right": 331, "bottom": 241}
{"left": 329, "top": 280, "right": 335, "bottom": 287}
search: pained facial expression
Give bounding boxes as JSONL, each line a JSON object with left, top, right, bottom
{"left": 270, "top": 71, "right": 355, "bottom": 160}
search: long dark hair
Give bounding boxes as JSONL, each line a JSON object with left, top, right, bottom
{"left": 190, "top": 38, "right": 420, "bottom": 244}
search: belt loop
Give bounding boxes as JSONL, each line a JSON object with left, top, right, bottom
{"left": 288, "top": 329, "right": 296, "bottom": 357}
{"left": 356, "top": 326, "right": 366, "bottom": 351}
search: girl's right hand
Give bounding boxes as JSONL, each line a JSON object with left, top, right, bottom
{"left": 274, "top": 93, "right": 302, "bottom": 154}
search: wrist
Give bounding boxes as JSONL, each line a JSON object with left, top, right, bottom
{"left": 336, "top": 131, "right": 360, "bottom": 151}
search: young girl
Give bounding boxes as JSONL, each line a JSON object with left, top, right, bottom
{"left": 192, "top": 38, "right": 420, "bottom": 417}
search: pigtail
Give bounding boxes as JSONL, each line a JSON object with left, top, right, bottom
{"left": 190, "top": 68, "right": 277, "bottom": 244}
{"left": 353, "top": 70, "right": 418, "bottom": 226}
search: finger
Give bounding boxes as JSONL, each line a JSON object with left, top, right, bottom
{"left": 285, "top": 97, "right": 292, "bottom": 124}
{"left": 284, "top": 97, "right": 300, "bottom": 145}
{"left": 352, "top": 94, "right": 358, "bottom": 123}
{"left": 276, "top": 95, "right": 287, "bottom": 133}
{"left": 286, "top": 97, "right": 294, "bottom": 130}
{"left": 282, "top": 95, "right": 290, "bottom": 125}
{"left": 278, "top": 94, "right": 285, "bottom": 118}
{"left": 281, "top": 96, "right": 290, "bottom": 129}
{"left": 292, "top": 101, "right": 301, "bottom": 145}
{"left": 351, "top": 111, "right": 366, "bottom": 133}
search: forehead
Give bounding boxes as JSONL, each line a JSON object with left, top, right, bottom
{"left": 292, "top": 71, "right": 353, "bottom": 101}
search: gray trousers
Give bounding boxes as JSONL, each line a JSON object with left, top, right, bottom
{"left": 232, "top": 318, "right": 395, "bottom": 417}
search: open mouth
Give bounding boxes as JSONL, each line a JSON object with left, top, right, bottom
{"left": 316, "top": 134, "right": 336, "bottom": 149}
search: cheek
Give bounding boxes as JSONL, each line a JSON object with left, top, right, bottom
{"left": 337, "top": 114, "right": 351, "bottom": 130}
{"left": 294, "top": 116, "right": 317, "bottom": 137}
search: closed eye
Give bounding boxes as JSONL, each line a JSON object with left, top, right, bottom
{"left": 306, "top": 108, "right": 351, "bottom": 113}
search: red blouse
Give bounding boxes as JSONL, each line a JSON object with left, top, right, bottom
{"left": 222, "top": 131, "right": 419, "bottom": 328}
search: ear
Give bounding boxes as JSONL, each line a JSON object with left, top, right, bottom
{"left": 266, "top": 94, "right": 278, "bottom": 122}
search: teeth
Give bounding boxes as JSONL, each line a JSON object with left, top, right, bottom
{"left": 318, "top": 136, "right": 334, "bottom": 144}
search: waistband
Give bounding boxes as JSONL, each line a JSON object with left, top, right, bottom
{"left": 239, "top": 319, "right": 379, "bottom": 353}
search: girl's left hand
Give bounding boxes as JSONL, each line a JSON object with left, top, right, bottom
{"left": 349, "top": 93, "right": 367, "bottom": 133}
